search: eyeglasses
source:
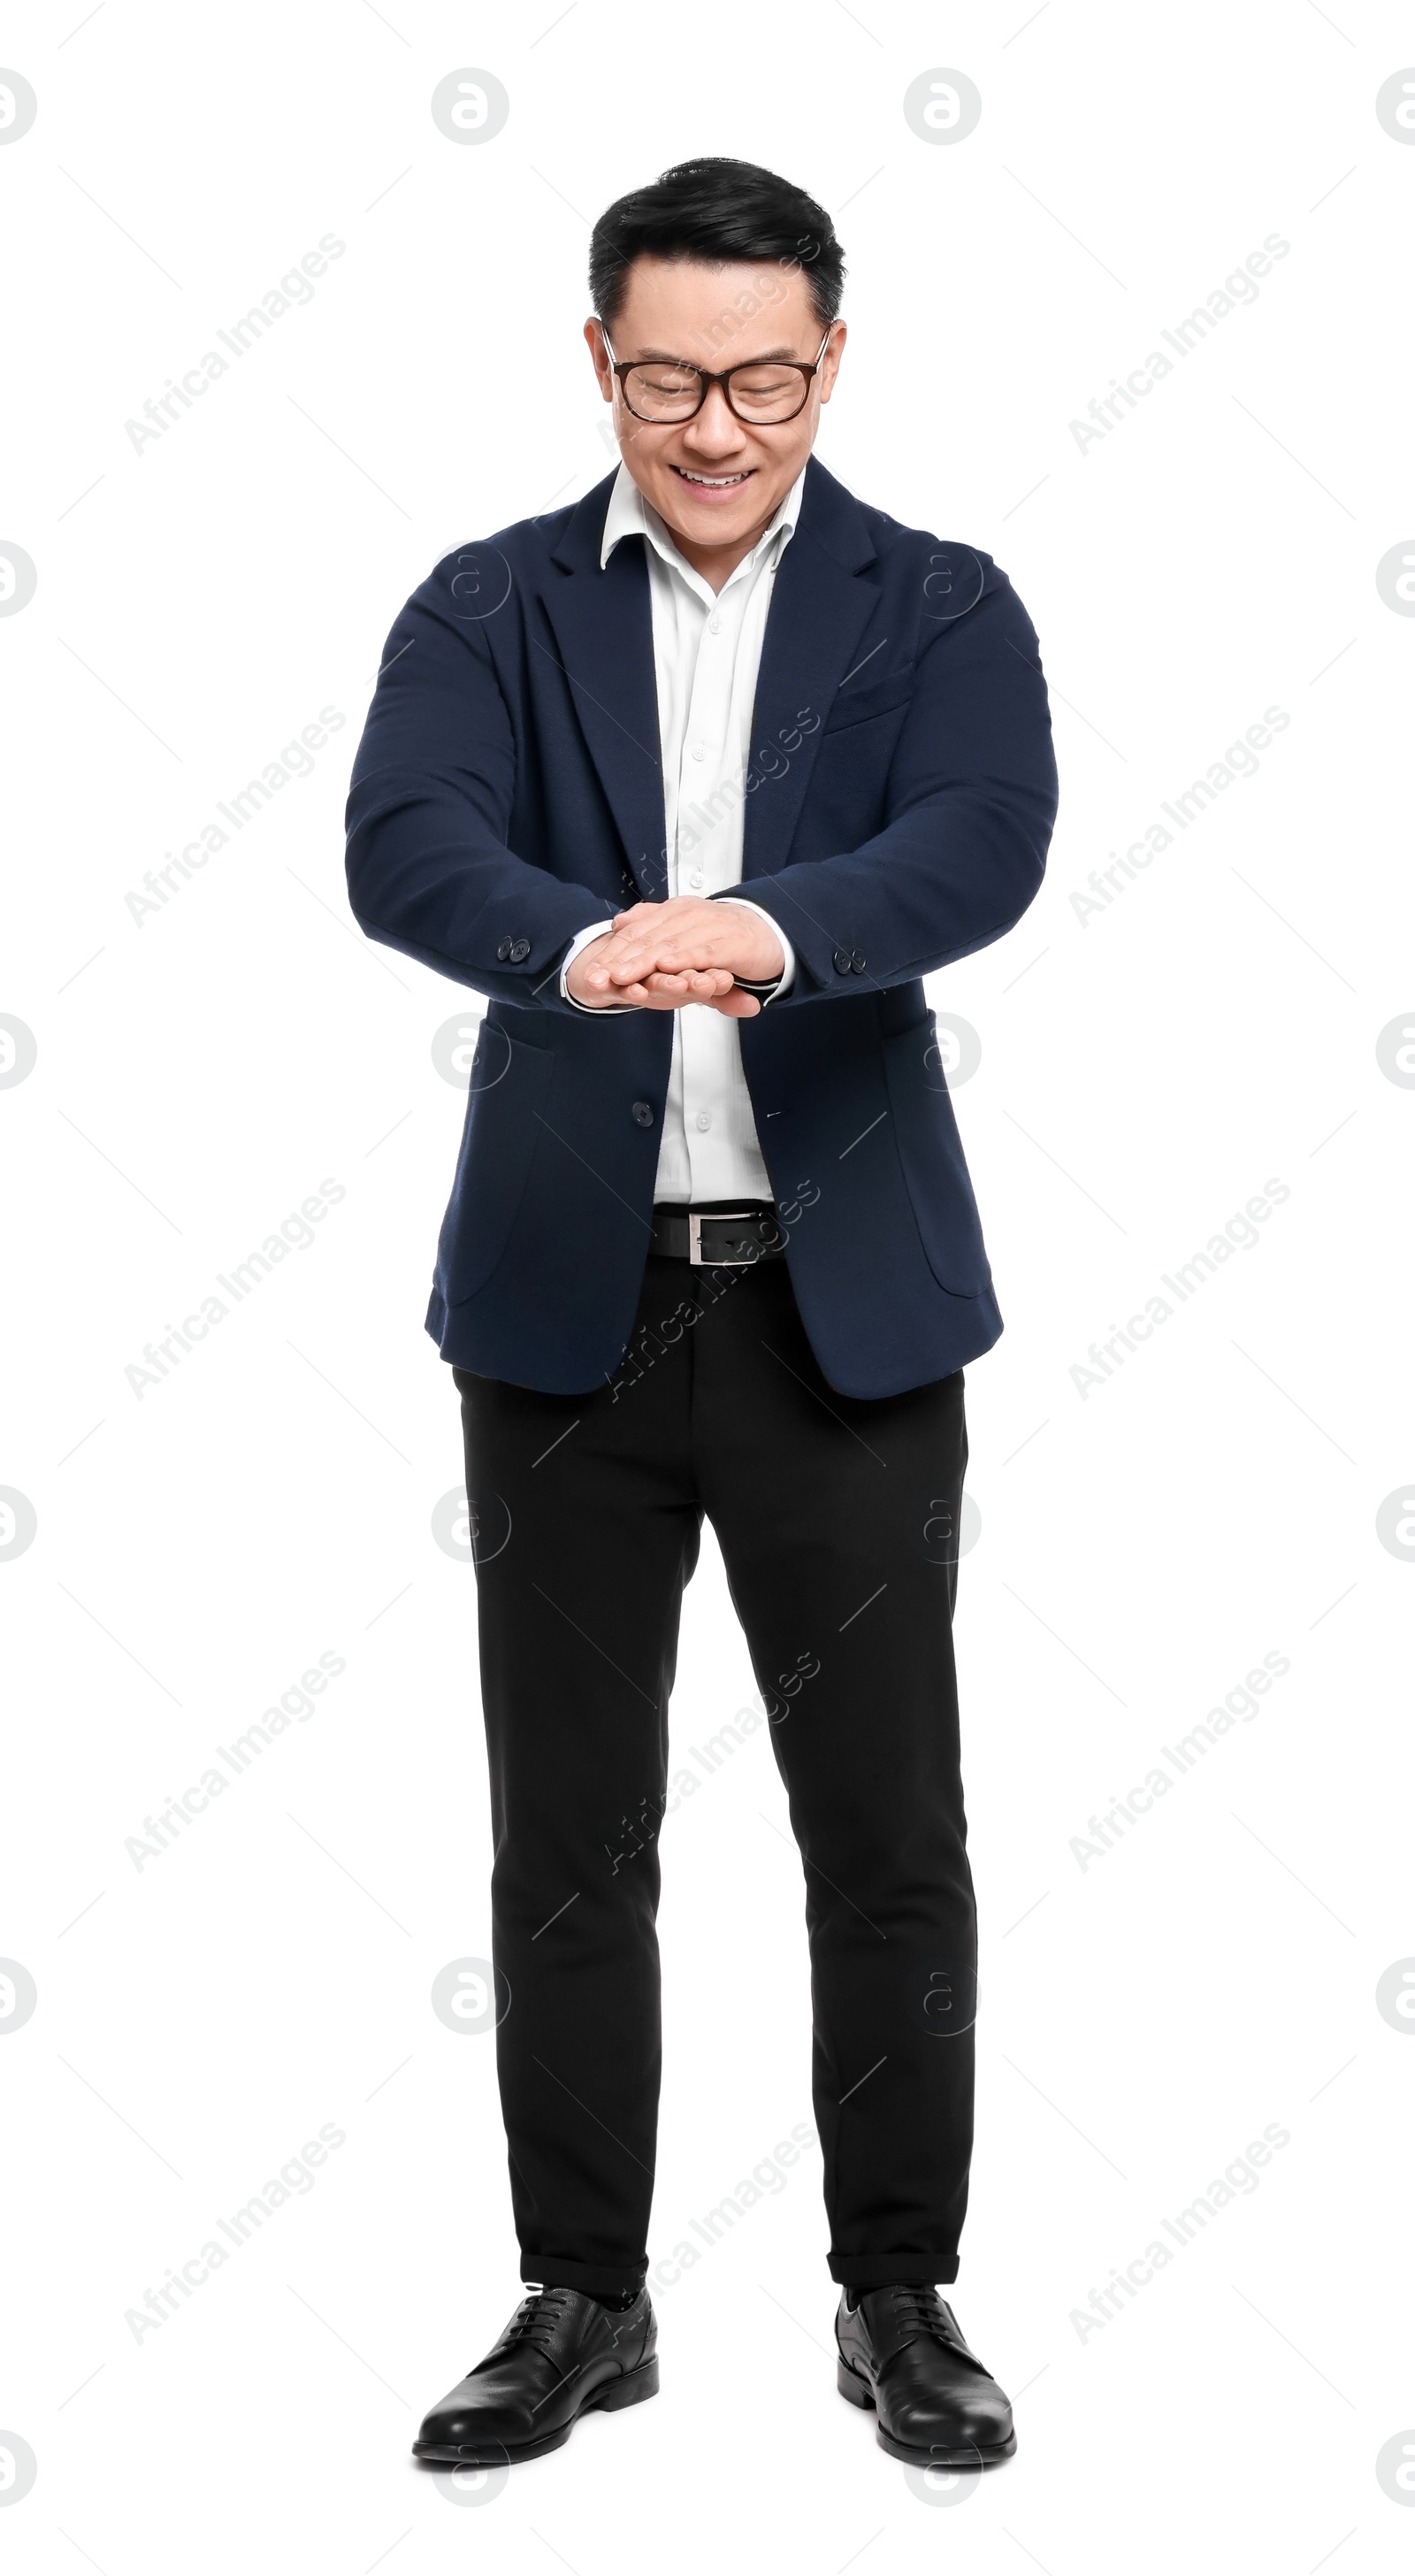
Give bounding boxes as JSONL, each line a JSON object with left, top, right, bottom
{"left": 598, "top": 323, "right": 832, "bottom": 426}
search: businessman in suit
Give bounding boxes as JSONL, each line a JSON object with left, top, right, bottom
{"left": 346, "top": 156, "right": 1057, "bottom": 2472}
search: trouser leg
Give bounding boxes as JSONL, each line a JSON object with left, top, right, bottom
{"left": 689, "top": 1255, "right": 975, "bottom": 2288}
{"left": 454, "top": 1269, "right": 701, "bottom": 2297}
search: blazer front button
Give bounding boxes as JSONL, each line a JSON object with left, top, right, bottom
{"left": 496, "top": 937, "right": 513, "bottom": 962}
{"left": 851, "top": 949, "right": 867, "bottom": 972}
{"left": 631, "top": 1100, "right": 654, "bottom": 1127}
{"left": 832, "top": 947, "right": 852, "bottom": 974}
{"left": 509, "top": 938, "right": 532, "bottom": 962}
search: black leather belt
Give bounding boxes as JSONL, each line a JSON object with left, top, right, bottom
{"left": 649, "top": 1202, "right": 786, "bottom": 1266}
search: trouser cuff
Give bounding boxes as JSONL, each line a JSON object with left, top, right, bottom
{"left": 830, "top": 2253, "right": 960, "bottom": 2289}
{"left": 524, "top": 2254, "right": 647, "bottom": 2299}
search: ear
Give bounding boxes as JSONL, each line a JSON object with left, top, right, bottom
{"left": 585, "top": 317, "right": 614, "bottom": 401}
{"left": 818, "top": 319, "right": 847, "bottom": 405}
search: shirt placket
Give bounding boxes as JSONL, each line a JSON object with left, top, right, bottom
{"left": 677, "top": 560, "right": 753, "bottom": 1199}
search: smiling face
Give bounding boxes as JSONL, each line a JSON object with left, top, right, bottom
{"left": 585, "top": 256, "right": 845, "bottom": 585}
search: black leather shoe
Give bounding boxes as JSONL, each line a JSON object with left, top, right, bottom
{"left": 836, "top": 2284, "right": 1015, "bottom": 2466}
{"left": 413, "top": 2285, "right": 658, "bottom": 2466}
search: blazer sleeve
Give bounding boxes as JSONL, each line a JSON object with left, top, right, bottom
{"left": 344, "top": 567, "right": 617, "bottom": 1012}
{"left": 736, "top": 567, "right": 1058, "bottom": 1003}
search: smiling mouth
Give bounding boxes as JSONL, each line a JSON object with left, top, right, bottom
{"left": 671, "top": 465, "right": 754, "bottom": 487}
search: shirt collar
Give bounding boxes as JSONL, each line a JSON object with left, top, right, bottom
{"left": 599, "top": 459, "right": 808, "bottom": 584}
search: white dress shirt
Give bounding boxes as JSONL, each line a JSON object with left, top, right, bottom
{"left": 559, "top": 461, "right": 804, "bottom": 1205}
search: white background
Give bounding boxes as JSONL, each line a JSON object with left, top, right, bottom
{"left": 4, "top": 1, "right": 1413, "bottom": 2567}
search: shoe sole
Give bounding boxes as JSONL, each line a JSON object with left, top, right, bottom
{"left": 836, "top": 2356, "right": 1016, "bottom": 2467}
{"left": 413, "top": 2356, "right": 660, "bottom": 2467}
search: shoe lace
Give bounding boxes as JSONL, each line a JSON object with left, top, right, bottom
{"left": 888, "top": 2284, "right": 952, "bottom": 2343}
{"left": 492, "top": 2285, "right": 574, "bottom": 2364}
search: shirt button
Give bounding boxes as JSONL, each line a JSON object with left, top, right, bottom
{"left": 631, "top": 1100, "right": 654, "bottom": 1127}
{"left": 509, "top": 938, "right": 532, "bottom": 963}
{"left": 690, "top": 743, "right": 705, "bottom": 762}
{"left": 708, "top": 616, "right": 722, "bottom": 635}
{"left": 695, "top": 1111, "right": 713, "bottom": 1131}
{"left": 689, "top": 870, "right": 704, "bottom": 889}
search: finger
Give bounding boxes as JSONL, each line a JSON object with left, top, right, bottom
{"left": 610, "top": 939, "right": 732, "bottom": 975}
{"left": 643, "top": 969, "right": 735, "bottom": 996}
{"left": 627, "top": 956, "right": 733, "bottom": 986}
{"left": 599, "top": 943, "right": 655, "bottom": 976}
{"left": 605, "top": 954, "right": 689, "bottom": 986}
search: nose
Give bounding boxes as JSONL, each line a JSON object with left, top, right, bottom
{"left": 679, "top": 380, "right": 746, "bottom": 460}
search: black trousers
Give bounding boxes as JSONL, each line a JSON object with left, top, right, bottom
{"left": 454, "top": 1240, "right": 975, "bottom": 2298}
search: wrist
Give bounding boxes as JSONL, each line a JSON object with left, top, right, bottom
{"left": 712, "top": 895, "right": 790, "bottom": 991}
{"left": 715, "top": 898, "right": 784, "bottom": 983}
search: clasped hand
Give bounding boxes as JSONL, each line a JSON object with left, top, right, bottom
{"left": 565, "top": 896, "right": 784, "bottom": 1016}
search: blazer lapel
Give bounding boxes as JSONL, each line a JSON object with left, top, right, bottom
{"left": 540, "top": 482, "right": 667, "bottom": 901}
{"left": 743, "top": 458, "right": 881, "bottom": 881}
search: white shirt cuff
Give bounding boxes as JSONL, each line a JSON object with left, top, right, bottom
{"left": 560, "top": 917, "right": 635, "bottom": 1014}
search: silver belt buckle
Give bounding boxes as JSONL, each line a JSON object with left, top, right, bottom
{"left": 689, "top": 1208, "right": 761, "bottom": 1267}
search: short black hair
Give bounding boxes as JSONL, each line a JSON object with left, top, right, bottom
{"left": 589, "top": 157, "right": 845, "bottom": 334}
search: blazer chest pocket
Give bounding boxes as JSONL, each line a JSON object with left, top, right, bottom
{"left": 820, "top": 667, "right": 916, "bottom": 737}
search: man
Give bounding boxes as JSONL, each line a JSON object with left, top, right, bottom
{"left": 346, "top": 156, "right": 1057, "bottom": 2472}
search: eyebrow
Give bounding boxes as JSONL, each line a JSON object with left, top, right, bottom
{"left": 630, "top": 346, "right": 804, "bottom": 366}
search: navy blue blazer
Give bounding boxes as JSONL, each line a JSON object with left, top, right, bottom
{"left": 345, "top": 457, "right": 1058, "bottom": 1397}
